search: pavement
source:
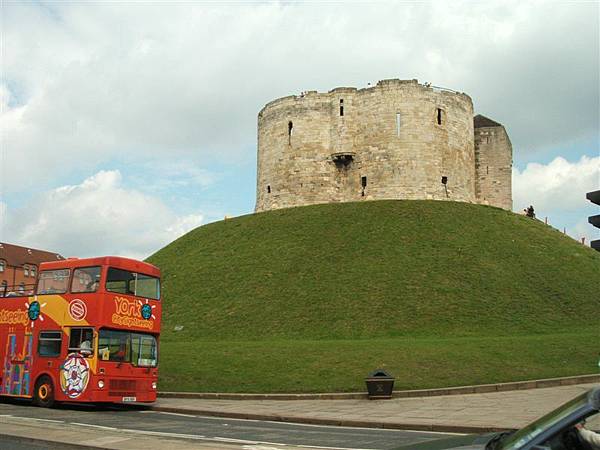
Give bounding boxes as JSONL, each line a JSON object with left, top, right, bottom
{"left": 152, "top": 382, "right": 599, "bottom": 434}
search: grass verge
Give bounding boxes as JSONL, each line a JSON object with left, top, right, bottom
{"left": 158, "top": 329, "right": 600, "bottom": 393}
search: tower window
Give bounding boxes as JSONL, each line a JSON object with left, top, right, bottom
{"left": 267, "top": 185, "right": 271, "bottom": 194}
{"left": 437, "top": 108, "right": 443, "bottom": 125}
{"left": 396, "top": 113, "right": 401, "bottom": 136}
{"left": 339, "top": 99, "right": 344, "bottom": 116}
{"left": 361, "top": 176, "right": 367, "bottom": 188}
{"left": 441, "top": 176, "right": 448, "bottom": 185}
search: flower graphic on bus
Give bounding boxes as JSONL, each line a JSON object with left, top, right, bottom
{"left": 59, "top": 353, "right": 90, "bottom": 399}
{"left": 25, "top": 299, "right": 46, "bottom": 327}
{"left": 139, "top": 299, "right": 156, "bottom": 320}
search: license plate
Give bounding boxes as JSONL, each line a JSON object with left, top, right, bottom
{"left": 122, "top": 396, "right": 137, "bottom": 402}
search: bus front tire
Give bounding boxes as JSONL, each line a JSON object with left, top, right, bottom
{"left": 33, "top": 376, "right": 55, "bottom": 408}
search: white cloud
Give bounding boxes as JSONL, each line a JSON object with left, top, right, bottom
{"left": 513, "top": 155, "right": 600, "bottom": 242}
{"left": 513, "top": 155, "right": 599, "bottom": 212}
{"left": 1, "top": 170, "right": 203, "bottom": 259}
{"left": 1, "top": 1, "right": 597, "bottom": 192}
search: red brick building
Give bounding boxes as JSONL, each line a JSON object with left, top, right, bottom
{"left": 0, "top": 243, "right": 64, "bottom": 296}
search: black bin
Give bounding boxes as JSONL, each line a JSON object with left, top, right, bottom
{"left": 365, "top": 369, "right": 394, "bottom": 399}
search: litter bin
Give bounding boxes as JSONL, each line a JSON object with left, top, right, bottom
{"left": 365, "top": 369, "right": 394, "bottom": 399}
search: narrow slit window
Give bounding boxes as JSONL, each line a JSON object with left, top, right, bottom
{"left": 267, "top": 185, "right": 271, "bottom": 194}
{"left": 396, "top": 113, "right": 401, "bottom": 136}
{"left": 437, "top": 108, "right": 443, "bottom": 125}
{"left": 339, "top": 99, "right": 344, "bottom": 117}
{"left": 288, "top": 121, "right": 293, "bottom": 145}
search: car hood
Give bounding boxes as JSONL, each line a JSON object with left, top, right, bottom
{"left": 392, "top": 432, "right": 496, "bottom": 450}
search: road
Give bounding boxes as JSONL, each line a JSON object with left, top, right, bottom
{"left": 0, "top": 398, "right": 458, "bottom": 449}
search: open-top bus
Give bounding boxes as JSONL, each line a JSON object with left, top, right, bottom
{"left": 0, "top": 256, "right": 161, "bottom": 407}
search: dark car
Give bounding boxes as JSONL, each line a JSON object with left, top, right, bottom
{"left": 394, "top": 386, "right": 600, "bottom": 450}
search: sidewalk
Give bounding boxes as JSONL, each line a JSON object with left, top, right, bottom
{"left": 153, "top": 382, "right": 598, "bottom": 433}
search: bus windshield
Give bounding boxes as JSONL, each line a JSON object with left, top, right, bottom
{"left": 98, "top": 329, "right": 158, "bottom": 367}
{"left": 105, "top": 267, "right": 160, "bottom": 300}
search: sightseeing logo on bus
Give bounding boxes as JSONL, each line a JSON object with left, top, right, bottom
{"left": 112, "top": 296, "right": 156, "bottom": 330}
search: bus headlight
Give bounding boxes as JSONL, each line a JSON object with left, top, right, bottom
{"left": 98, "top": 380, "right": 105, "bottom": 389}
{"left": 151, "top": 381, "right": 157, "bottom": 390}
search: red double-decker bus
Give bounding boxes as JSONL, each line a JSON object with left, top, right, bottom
{"left": 0, "top": 256, "right": 161, "bottom": 407}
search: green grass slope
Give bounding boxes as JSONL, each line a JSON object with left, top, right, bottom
{"left": 148, "top": 200, "right": 600, "bottom": 393}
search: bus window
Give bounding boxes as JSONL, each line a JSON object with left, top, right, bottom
{"left": 38, "top": 331, "right": 62, "bottom": 357}
{"left": 71, "top": 267, "right": 101, "bottom": 293}
{"left": 131, "top": 333, "right": 158, "bottom": 367}
{"left": 36, "top": 269, "right": 70, "bottom": 295}
{"left": 98, "top": 329, "right": 130, "bottom": 362}
{"left": 98, "top": 329, "right": 157, "bottom": 366}
{"left": 69, "top": 328, "right": 94, "bottom": 357}
{"left": 106, "top": 267, "right": 160, "bottom": 300}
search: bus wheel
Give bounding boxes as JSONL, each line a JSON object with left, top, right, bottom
{"left": 34, "top": 376, "right": 55, "bottom": 408}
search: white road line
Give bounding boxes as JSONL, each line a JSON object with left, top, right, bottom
{"left": 27, "top": 418, "right": 64, "bottom": 424}
{"left": 174, "top": 413, "right": 465, "bottom": 435}
{"left": 156, "top": 411, "right": 197, "bottom": 418}
{"left": 1, "top": 416, "right": 64, "bottom": 424}
{"left": 71, "top": 422, "right": 118, "bottom": 431}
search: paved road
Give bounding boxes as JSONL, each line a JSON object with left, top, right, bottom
{"left": 0, "top": 399, "right": 456, "bottom": 449}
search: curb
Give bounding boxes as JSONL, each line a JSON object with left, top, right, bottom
{"left": 150, "top": 404, "right": 513, "bottom": 434}
{"left": 158, "top": 373, "right": 600, "bottom": 400}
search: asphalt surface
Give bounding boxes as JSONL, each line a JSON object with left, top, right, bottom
{"left": 0, "top": 398, "right": 456, "bottom": 449}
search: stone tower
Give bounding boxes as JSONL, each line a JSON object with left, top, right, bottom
{"left": 255, "top": 79, "right": 512, "bottom": 212}
{"left": 473, "top": 115, "right": 513, "bottom": 211}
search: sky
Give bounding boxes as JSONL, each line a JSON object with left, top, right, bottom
{"left": 1, "top": 0, "right": 599, "bottom": 260}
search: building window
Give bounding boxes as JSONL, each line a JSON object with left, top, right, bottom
{"left": 267, "top": 185, "right": 271, "bottom": 194}
{"left": 24, "top": 266, "right": 29, "bottom": 277}
{"left": 340, "top": 99, "right": 344, "bottom": 117}
{"left": 288, "top": 121, "right": 293, "bottom": 145}
{"left": 396, "top": 113, "right": 401, "bottom": 136}
{"left": 30, "top": 266, "right": 36, "bottom": 278}
{"left": 441, "top": 176, "right": 448, "bottom": 185}
{"left": 361, "top": 176, "right": 367, "bottom": 197}
{"left": 437, "top": 108, "right": 443, "bottom": 125}
{"left": 18, "top": 283, "right": 25, "bottom": 294}
{"left": 0, "top": 261, "right": 4, "bottom": 272}
{"left": 38, "top": 331, "right": 62, "bottom": 357}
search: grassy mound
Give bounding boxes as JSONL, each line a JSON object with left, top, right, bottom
{"left": 148, "top": 200, "right": 600, "bottom": 392}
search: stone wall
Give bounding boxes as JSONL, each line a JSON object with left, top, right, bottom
{"left": 256, "top": 79, "right": 510, "bottom": 212}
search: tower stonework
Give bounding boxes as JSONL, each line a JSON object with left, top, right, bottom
{"left": 474, "top": 115, "right": 513, "bottom": 211}
{"left": 255, "top": 79, "right": 512, "bottom": 212}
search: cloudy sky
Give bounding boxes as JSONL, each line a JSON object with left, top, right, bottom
{"left": 1, "top": 0, "right": 599, "bottom": 259}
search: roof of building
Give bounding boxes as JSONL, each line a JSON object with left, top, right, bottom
{"left": 0, "top": 242, "right": 64, "bottom": 267}
{"left": 474, "top": 114, "right": 503, "bottom": 128}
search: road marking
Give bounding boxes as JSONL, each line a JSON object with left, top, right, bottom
{"left": 174, "top": 413, "right": 464, "bottom": 435}
{"left": 71, "top": 422, "right": 118, "bottom": 431}
{"left": 27, "top": 418, "right": 64, "bottom": 424}
{"left": 155, "top": 411, "right": 197, "bottom": 418}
